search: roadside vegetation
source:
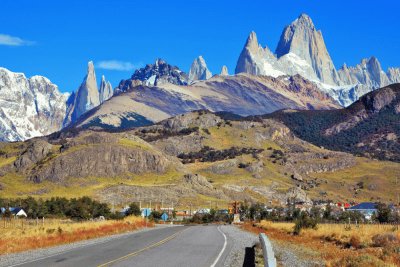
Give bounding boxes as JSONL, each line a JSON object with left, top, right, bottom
{"left": 0, "top": 216, "right": 148, "bottom": 255}
{"left": 0, "top": 197, "right": 151, "bottom": 255}
{"left": 238, "top": 202, "right": 400, "bottom": 266}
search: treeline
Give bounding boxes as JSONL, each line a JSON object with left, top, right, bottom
{"left": 178, "top": 146, "right": 263, "bottom": 164}
{"left": 0, "top": 197, "right": 115, "bottom": 220}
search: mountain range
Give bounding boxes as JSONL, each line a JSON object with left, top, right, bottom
{"left": 0, "top": 13, "right": 399, "bottom": 143}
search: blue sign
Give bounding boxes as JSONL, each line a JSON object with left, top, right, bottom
{"left": 161, "top": 213, "right": 168, "bottom": 221}
{"left": 142, "top": 208, "right": 151, "bottom": 217}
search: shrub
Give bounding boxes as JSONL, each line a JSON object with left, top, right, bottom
{"left": 372, "top": 233, "right": 399, "bottom": 247}
{"left": 349, "top": 235, "right": 362, "bottom": 249}
{"left": 293, "top": 212, "right": 317, "bottom": 235}
{"left": 126, "top": 203, "right": 141, "bottom": 216}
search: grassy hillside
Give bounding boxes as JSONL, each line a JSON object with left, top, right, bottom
{"left": 0, "top": 111, "right": 399, "bottom": 208}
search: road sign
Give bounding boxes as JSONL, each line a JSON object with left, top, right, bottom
{"left": 142, "top": 208, "right": 151, "bottom": 217}
{"left": 161, "top": 213, "right": 168, "bottom": 222}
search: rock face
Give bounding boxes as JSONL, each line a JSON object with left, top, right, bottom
{"left": 0, "top": 67, "right": 67, "bottom": 141}
{"left": 64, "top": 61, "right": 101, "bottom": 126}
{"left": 14, "top": 139, "right": 52, "bottom": 171}
{"left": 275, "top": 14, "right": 340, "bottom": 85}
{"left": 29, "top": 132, "right": 172, "bottom": 182}
{"left": 188, "top": 56, "right": 212, "bottom": 82}
{"left": 117, "top": 59, "right": 188, "bottom": 92}
{"left": 99, "top": 75, "right": 113, "bottom": 103}
{"left": 235, "top": 13, "right": 400, "bottom": 107}
{"left": 220, "top": 65, "right": 229, "bottom": 76}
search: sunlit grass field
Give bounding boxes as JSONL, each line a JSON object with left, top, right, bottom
{"left": 0, "top": 216, "right": 149, "bottom": 255}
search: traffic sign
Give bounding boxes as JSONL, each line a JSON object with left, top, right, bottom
{"left": 142, "top": 208, "right": 151, "bottom": 217}
{"left": 161, "top": 213, "right": 168, "bottom": 221}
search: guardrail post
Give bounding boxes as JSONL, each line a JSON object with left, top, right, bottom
{"left": 259, "top": 233, "right": 277, "bottom": 267}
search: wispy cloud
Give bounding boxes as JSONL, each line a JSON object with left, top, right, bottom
{"left": 96, "top": 60, "right": 141, "bottom": 71}
{"left": 0, "top": 34, "right": 34, "bottom": 46}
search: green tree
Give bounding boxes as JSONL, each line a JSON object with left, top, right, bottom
{"left": 126, "top": 203, "right": 141, "bottom": 216}
{"left": 376, "top": 203, "right": 391, "bottom": 223}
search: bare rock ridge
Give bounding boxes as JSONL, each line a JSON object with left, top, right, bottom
{"left": 116, "top": 59, "right": 188, "bottom": 92}
{"left": 188, "top": 56, "right": 212, "bottom": 83}
{"left": 0, "top": 67, "right": 67, "bottom": 141}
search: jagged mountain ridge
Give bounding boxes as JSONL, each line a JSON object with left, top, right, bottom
{"left": 0, "top": 67, "right": 67, "bottom": 142}
{"left": 116, "top": 59, "right": 189, "bottom": 93}
{"left": 235, "top": 14, "right": 400, "bottom": 106}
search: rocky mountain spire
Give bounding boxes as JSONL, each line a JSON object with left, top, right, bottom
{"left": 99, "top": 75, "right": 113, "bottom": 103}
{"left": 220, "top": 65, "right": 229, "bottom": 76}
{"left": 64, "top": 61, "right": 100, "bottom": 125}
{"left": 188, "top": 56, "right": 212, "bottom": 82}
{"left": 235, "top": 31, "right": 284, "bottom": 77}
{"left": 275, "top": 13, "right": 340, "bottom": 85}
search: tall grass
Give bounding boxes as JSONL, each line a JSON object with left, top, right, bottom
{"left": 254, "top": 220, "right": 400, "bottom": 266}
{"left": 0, "top": 216, "right": 150, "bottom": 255}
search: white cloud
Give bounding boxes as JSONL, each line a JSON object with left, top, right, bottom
{"left": 0, "top": 34, "right": 34, "bottom": 46}
{"left": 97, "top": 60, "right": 140, "bottom": 71}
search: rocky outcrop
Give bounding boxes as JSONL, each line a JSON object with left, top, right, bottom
{"left": 188, "top": 56, "right": 212, "bottom": 82}
{"left": 64, "top": 61, "right": 101, "bottom": 125}
{"left": 117, "top": 59, "right": 188, "bottom": 92}
{"left": 14, "top": 140, "right": 52, "bottom": 170}
{"left": 99, "top": 75, "right": 113, "bottom": 103}
{"left": 0, "top": 68, "right": 67, "bottom": 141}
{"left": 29, "top": 134, "right": 171, "bottom": 182}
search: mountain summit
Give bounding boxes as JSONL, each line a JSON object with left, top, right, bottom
{"left": 64, "top": 61, "right": 102, "bottom": 125}
{"left": 275, "top": 14, "right": 340, "bottom": 85}
{"left": 188, "top": 56, "right": 212, "bottom": 83}
{"left": 235, "top": 13, "right": 400, "bottom": 106}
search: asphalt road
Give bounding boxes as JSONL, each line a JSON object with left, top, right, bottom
{"left": 12, "top": 225, "right": 232, "bottom": 267}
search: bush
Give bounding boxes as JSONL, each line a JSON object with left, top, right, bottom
{"left": 293, "top": 212, "right": 317, "bottom": 235}
{"left": 372, "top": 233, "right": 399, "bottom": 247}
{"left": 126, "top": 203, "right": 141, "bottom": 216}
{"left": 349, "top": 235, "right": 362, "bottom": 249}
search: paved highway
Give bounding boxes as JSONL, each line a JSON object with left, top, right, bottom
{"left": 12, "top": 225, "right": 232, "bottom": 267}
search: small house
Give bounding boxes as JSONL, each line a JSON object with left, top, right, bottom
{"left": 348, "top": 202, "right": 377, "bottom": 220}
{"left": 1, "top": 207, "right": 28, "bottom": 217}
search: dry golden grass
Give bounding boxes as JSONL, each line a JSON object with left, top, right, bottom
{"left": 252, "top": 220, "right": 400, "bottom": 267}
{"left": 0, "top": 216, "right": 150, "bottom": 255}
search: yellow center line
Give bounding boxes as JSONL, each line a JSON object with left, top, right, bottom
{"left": 97, "top": 227, "right": 188, "bottom": 267}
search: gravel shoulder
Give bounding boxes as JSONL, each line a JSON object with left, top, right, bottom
{"left": 221, "top": 224, "right": 324, "bottom": 267}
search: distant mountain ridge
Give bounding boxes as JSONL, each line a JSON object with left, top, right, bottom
{"left": 1, "top": 13, "right": 400, "bottom": 142}
{"left": 0, "top": 67, "right": 67, "bottom": 141}
{"left": 72, "top": 72, "right": 339, "bottom": 131}
{"left": 235, "top": 14, "right": 400, "bottom": 106}
{"left": 265, "top": 83, "right": 400, "bottom": 162}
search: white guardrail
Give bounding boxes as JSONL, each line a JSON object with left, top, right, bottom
{"left": 259, "top": 233, "right": 277, "bottom": 267}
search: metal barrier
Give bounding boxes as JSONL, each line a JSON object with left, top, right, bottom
{"left": 259, "top": 233, "right": 277, "bottom": 267}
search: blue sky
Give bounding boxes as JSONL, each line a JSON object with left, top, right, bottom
{"left": 1, "top": 0, "right": 399, "bottom": 93}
